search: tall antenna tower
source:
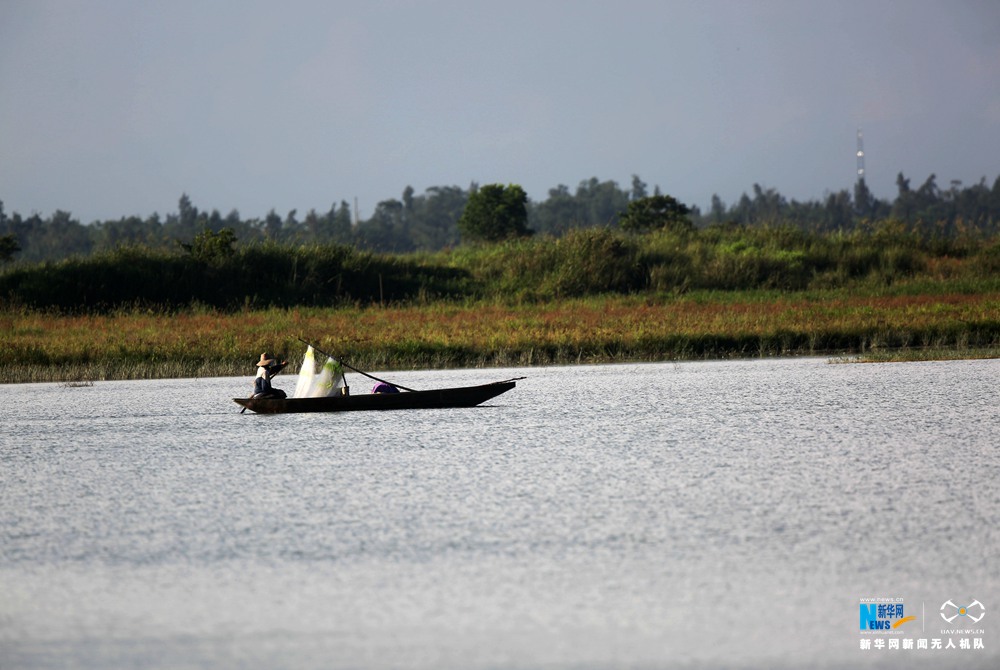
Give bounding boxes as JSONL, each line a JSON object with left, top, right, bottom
{"left": 856, "top": 128, "right": 865, "bottom": 182}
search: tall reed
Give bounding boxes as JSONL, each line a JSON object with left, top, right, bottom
{"left": 4, "top": 289, "right": 999, "bottom": 383}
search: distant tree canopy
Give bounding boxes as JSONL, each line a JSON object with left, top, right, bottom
{"left": 3, "top": 171, "right": 1000, "bottom": 262}
{"left": 618, "top": 194, "right": 692, "bottom": 233}
{"left": 457, "top": 183, "right": 532, "bottom": 243}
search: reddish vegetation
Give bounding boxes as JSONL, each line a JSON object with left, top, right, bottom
{"left": 6, "top": 290, "right": 999, "bottom": 381}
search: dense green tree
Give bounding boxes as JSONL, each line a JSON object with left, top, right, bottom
{"left": 0, "top": 202, "right": 16, "bottom": 262}
{"left": 0, "top": 233, "right": 20, "bottom": 262}
{"left": 618, "top": 194, "right": 692, "bottom": 232}
{"left": 458, "top": 183, "right": 531, "bottom": 242}
{"left": 181, "top": 227, "right": 237, "bottom": 263}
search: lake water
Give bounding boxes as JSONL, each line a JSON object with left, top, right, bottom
{"left": 1, "top": 357, "right": 998, "bottom": 669}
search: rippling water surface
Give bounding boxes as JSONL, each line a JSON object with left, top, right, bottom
{"left": 2, "top": 358, "right": 998, "bottom": 669}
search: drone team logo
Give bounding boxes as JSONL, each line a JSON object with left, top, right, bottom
{"left": 940, "top": 599, "right": 986, "bottom": 624}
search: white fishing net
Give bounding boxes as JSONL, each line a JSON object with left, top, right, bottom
{"left": 293, "top": 346, "right": 346, "bottom": 398}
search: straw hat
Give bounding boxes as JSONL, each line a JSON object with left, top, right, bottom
{"left": 257, "top": 352, "right": 276, "bottom": 367}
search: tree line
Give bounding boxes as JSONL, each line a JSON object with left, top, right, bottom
{"left": 3, "top": 172, "right": 1000, "bottom": 263}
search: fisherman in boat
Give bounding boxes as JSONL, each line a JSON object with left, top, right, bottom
{"left": 253, "top": 352, "right": 288, "bottom": 399}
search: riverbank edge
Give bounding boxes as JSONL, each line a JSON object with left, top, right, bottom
{"left": 5, "top": 343, "right": 999, "bottom": 385}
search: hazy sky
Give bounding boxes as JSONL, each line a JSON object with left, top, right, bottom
{"left": 2, "top": 0, "right": 998, "bottom": 223}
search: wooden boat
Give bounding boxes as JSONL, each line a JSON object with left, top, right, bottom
{"left": 234, "top": 378, "right": 519, "bottom": 414}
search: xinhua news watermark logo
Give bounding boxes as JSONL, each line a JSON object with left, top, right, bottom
{"left": 858, "top": 597, "right": 986, "bottom": 653}
{"left": 859, "top": 598, "right": 914, "bottom": 631}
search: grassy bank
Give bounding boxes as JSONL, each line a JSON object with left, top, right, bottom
{"left": 838, "top": 347, "right": 1000, "bottom": 363}
{"left": 5, "top": 225, "right": 1000, "bottom": 311}
{"left": 5, "top": 285, "right": 1000, "bottom": 384}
